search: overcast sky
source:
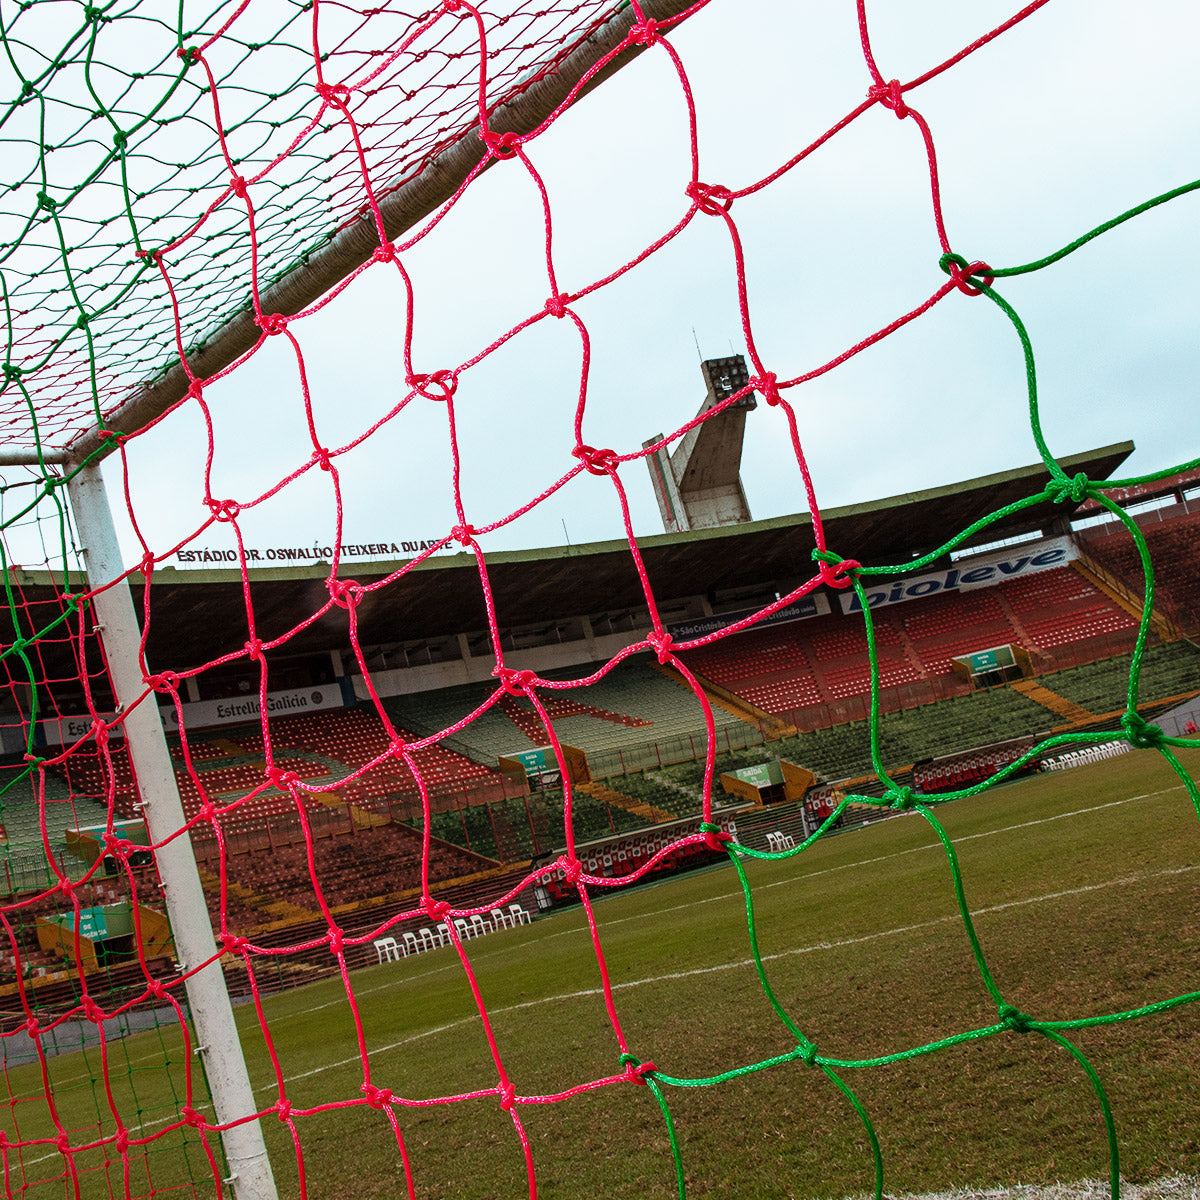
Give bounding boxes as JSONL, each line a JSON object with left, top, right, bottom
{"left": 14, "top": 0, "right": 1198, "bottom": 573}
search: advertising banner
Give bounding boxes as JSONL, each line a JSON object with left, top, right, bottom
{"left": 40, "top": 713, "right": 123, "bottom": 749}
{"left": 668, "top": 592, "right": 830, "bottom": 641}
{"left": 159, "top": 683, "right": 349, "bottom": 732}
{"left": 838, "top": 537, "right": 1077, "bottom": 614}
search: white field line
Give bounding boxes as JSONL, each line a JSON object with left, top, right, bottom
{"left": 22, "top": 784, "right": 1197, "bottom": 1170}
{"left": 283, "top": 856, "right": 1200, "bottom": 1084}
{"left": 838, "top": 1176, "right": 1200, "bottom": 1200}
{"left": 525, "top": 784, "right": 1185, "bottom": 942}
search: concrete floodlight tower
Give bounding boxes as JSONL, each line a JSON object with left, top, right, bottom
{"left": 643, "top": 355, "right": 757, "bottom": 533}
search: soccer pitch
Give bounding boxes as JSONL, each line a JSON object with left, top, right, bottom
{"left": 7, "top": 749, "right": 1200, "bottom": 1199}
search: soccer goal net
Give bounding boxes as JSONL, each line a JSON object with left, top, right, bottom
{"left": 0, "top": 1, "right": 1197, "bottom": 1198}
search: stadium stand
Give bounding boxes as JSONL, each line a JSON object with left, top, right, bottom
{"left": 1032, "top": 642, "right": 1200, "bottom": 716}
{"left": 203, "top": 819, "right": 492, "bottom": 927}
{"left": 679, "top": 563, "right": 1147, "bottom": 727}
{"left": 1081, "top": 508, "right": 1200, "bottom": 634}
{"left": 6, "top": 450, "right": 1200, "bottom": 949}
{"left": 898, "top": 588, "right": 1017, "bottom": 673}
{"left": 384, "top": 656, "right": 745, "bottom": 766}
{"left": 1001, "top": 566, "right": 1140, "bottom": 651}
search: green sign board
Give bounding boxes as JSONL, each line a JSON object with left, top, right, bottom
{"left": 730, "top": 762, "right": 783, "bottom": 788}
{"left": 510, "top": 748, "right": 555, "bottom": 774}
{"left": 960, "top": 645, "right": 1016, "bottom": 673}
{"left": 73, "top": 907, "right": 108, "bottom": 940}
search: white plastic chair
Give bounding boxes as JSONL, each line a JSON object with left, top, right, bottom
{"left": 490, "top": 908, "right": 512, "bottom": 930}
{"left": 401, "top": 931, "right": 420, "bottom": 956}
{"left": 453, "top": 918, "right": 475, "bottom": 940}
{"left": 470, "top": 913, "right": 491, "bottom": 937}
{"left": 418, "top": 927, "right": 439, "bottom": 952}
{"left": 374, "top": 936, "right": 402, "bottom": 963}
{"left": 508, "top": 904, "right": 532, "bottom": 926}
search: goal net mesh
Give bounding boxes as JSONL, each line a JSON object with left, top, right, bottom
{"left": 0, "top": 1, "right": 1197, "bottom": 1197}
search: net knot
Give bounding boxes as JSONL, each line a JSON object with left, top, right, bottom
{"left": 327, "top": 927, "right": 345, "bottom": 956}
{"left": 646, "top": 627, "right": 674, "bottom": 664}
{"left": 573, "top": 444, "right": 619, "bottom": 475}
{"left": 274, "top": 1098, "right": 293, "bottom": 1123}
{"left": 145, "top": 670, "right": 180, "bottom": 694}
{"left": 23, "top": 1015, "right": 40, "bottom": 1038}
{"left": 267, "top": 766, "right": 300, "bottom": 791}
{"left": 244, "top": 637, "right": 264, "bottom": 661}
{"left": 868, "top": 77, "right": 908, "bottom": 118}
{"left": 56, "top": 1132, "right": 71, "bottom": 1154}
{"left": 618, "top": 1053, "right": 657, "bottom": 1084}
{"left": 698, "top": 821, "right": 729, "bottom": 852}
{"left": 21, "top": 81, "right": 36, "bottom": 98}
{"left": 103, "top": 831, "right": 131, "bottom": 857}
{"left": 1046, "top": 472, "right": 1091, "bottom": 504}
{"left": 362, "top": 1083, "right": 394, "bottom": 1109}
{"left": 312, "top": 446, "right": 333, "bottom": 471}
{"left": 452, "top": 523, "right": 477, "bottom": 546}
{"left": 185, "top": 378, "right": 204, "bottom": 400}
{"left": 256, "top": 312, "right": 289, "bottom": 336}
{"left": 628, "top": 17, "right": 659, "bottom": 46}
{"left": 146, "top": 978, "right": 169, "bottom": 1001}
{"left": 372, "top": 241, "right": 397, "bottom": 263}
{"left": 494, "top": 665, "right": 536, "bottom": 696}
{"left": 406, "top": 370, "right": 457, "bottom": 401}
{"left": 482, "top": 129, "right": 521, "bottom": 159}
{"left": 885, "top": 785, "right": 916, "bottom": 811}
{"left": 686, "top": 180, "right": 733, "bottom": 216}
{"left": 389, "top": 737, "right": 407, "bottom": 760}
{"left": 229, "top": 174, "right": 248, "bottom": 199}
{"left": 220, "top": 932, "right": 248, "bottom": 955}
{"left": 752, "top": 371, "right": 780, "bottom": 406}
{"left": 1121, "top": 710, "right": 1164, "bottom": 750}
{"left": 794, "top": 1036, "right": 819, "bottom": 1066}
{"left": 441, "top": 0, "right": 463, "bottom": 11}
{"left": 180, "top": 1106, "right": 206, "bottom": 1129}
{"left": 424, "top": 898, "right": 452, "bottom": 922}
{"left": 545, "top": 293, "right": 569, "bottom": 319}
{"left": 939, "top": 252, "right": 994, "bottom": 296}
{"left": 177, "top": 46, "right": 201, "bottom": 64}
{"left": 811, "top": 549, "right": 860, "bottom": 590}
{"left": 113, "top": 1128, "right": 129, "bottom": 1154}
{"left": 209, "top": 497, "right": 240, "bottom": 521}
{"left": 80, "top": 995, "right": 104, "bottom": 1024}
{"left": 998, "top": 1004, "right": 1035, "bottom": 1033}
{"left": 327, "top": 576, "right": 361, "bottom": 608}
{"left": 497, "top": 1081, "right": 517, "bottom": 1111}
{"left": 315, "top": 81, "right": 350, "bottom": 103}
{"left": 36, "top": 190, "right": 57, "bottom": 213}
{"left": 560, "top": 855, "right": 583, "bottom": 885}
{"left": 111, "top": 129, "right": 127, "bottom": 149}
{"left": 2, "top": 362, "right": 23, "bottom": 380}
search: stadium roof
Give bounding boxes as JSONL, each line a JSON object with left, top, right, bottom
{"left": 7, "top": 442, "right": 1132, "bottom": 677}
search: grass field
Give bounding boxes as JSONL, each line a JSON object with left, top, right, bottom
{"left": 4, "top": 748, "right": 1199, "bottom": 1199}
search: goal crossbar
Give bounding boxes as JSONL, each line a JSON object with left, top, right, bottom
{"left": 60, "top": 0, "right": 698, "bottom": 469}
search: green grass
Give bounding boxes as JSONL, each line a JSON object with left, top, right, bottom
{"left": 4, "top": 750, "right": 1199, "bottom": 1198}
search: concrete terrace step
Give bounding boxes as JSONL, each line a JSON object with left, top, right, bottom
{"left": 1010, "top": 678, "right": 1096, "bottom": 724}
